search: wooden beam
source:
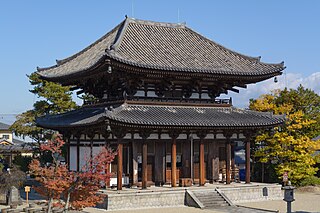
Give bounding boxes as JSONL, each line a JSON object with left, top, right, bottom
{"left": 142, "top": 140, "right": 148, "bottom": 189}
{"left": 229, "top": 87, "right": 240, "bottom": 93}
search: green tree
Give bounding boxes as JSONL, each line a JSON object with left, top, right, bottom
{"left": 249, "top": 85, "right": 320, "bottom": 185}
{"left": 10, "top": 73, "right": 77, "bottom": 145}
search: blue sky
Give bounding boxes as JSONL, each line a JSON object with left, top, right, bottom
{"left": 1, "top": 0, "right": 320, "bottom": 125}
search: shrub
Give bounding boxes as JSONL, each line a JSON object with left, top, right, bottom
{"left": 299, "top": 176, "right": 320, "bottom": 187}
{"left": 13, "top": 155, "right": 32, "bottom": 172}
{"left": 0, "top": 166, "right": 26, "bottom": 193}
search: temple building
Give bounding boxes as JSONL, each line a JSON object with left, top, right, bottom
{"left": 36, "top": 17, "right": 285, "bottom": 190}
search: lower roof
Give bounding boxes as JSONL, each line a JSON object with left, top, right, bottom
{"left": 36, "top": 102, "right": 285, "bottom": 130}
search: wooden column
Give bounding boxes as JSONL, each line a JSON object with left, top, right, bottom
{"left": 117, "top": 140, "right": 123, "bottom": 190}
{"left": 140, "top": 131, "right": 151, "bottom": 189}
{"left": 65, "top": 136, "right": 70, "bottom": 170}
{"left": 245, "top": 135, "right": 251, "bottom": 184}
{"left": 90, "top": 137, "right": 94, "bottom": 162}
{"left": 155, "top": 133, "right": 165, "bottom": 186}
{"left": 199, "top": 138, "right": 205, "bottom": 186}
{"left": 197, "top": 131, "right": 207, "bottom": 186}
{"left": 76, "top": 135, "right": 80, "bottom": 172}
{"left": 171, "top": 137, "right": 177, "bottom": 187}
{"left": 169, "top": 131, "right": 179, "bottom": 187}
{"left": 231, "top": 143, "right": 235, "bottom": 182}
{"left": 142, "top": 139, "right": 148, "bottom": 189}
{"left": 132, "top": 140, "right": 139, "bottom": 185}
{"left": 103, "top": 131, "right": 111, "bottom": 188}
{"left": 114, "top": 127, "right": 126, "bottom": 191}
{"left": 225, "top": 133, "right": 232, "bottom": 184}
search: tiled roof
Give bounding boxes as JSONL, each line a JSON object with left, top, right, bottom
{"left": 106, "top": 103, "right": 285, "bottom": 129}
{"left": 0, "top": 143, "right": 33, "bottom": 153}
{"left": 36, "top": 103, "right": 285, "bottom": 130}
{"left": 37, "top": 18, "right": 284, "bottom": 82}
{"left": 0, "top": 122, "right": 10, "bottom": 130}
{"left": 36, "top": 21, "right": 123, "bottom": 79}
{"left": 36, "top": 107, "right": 106, "bottom": 129}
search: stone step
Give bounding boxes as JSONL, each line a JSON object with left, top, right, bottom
{"left": 191, "top": 190, "right": 230, "bottom": 209}
{"left": 193, "top": 193, "right": 221, "bottom": 198}
{"left": 199, "top": 197, "right": 225, "bottom": 202}
{"left": 201, "top": 200, "right": 227, "bottom": 205}
{"left": 204, "top": 203, "right": 229, "bottom": 208}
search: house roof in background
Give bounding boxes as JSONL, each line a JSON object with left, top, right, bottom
{"left": 0, "top": 122, "right": 10, "bottom": 131}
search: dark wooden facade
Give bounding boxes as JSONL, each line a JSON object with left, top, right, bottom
{"left": 36, "top": 17, "right": 285, "bottom": 190}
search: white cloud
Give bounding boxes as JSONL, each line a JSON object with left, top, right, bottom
{"left": 220, "top": 72, "right": 320, "bottom": 108}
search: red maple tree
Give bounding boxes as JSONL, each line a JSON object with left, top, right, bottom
{"left": 29, "top": 134, "right": 115, "bottom": 212}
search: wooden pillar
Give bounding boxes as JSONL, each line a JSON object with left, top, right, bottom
{"left": 142, "top": 139, "right": 148, "bottom": 189}
{"left": 231, "top": 143, "right": 235, "bottom": 182}
{"left": 66, "top": 137, "right": 70, "bottom": 170}
{"left": 245, "top": 136, "right": 251, "bottom": 184}
{"left": 182, "top": 134, "right": 191, "bottom": 178}
{"left": 171, "top": 136, "right": 177, "bottom": 187}
{"left": 103, "top": 131, "right": 111, "bottom": 188}
{"left": 132, "top": 140, "right": 139, "bottom": 185}
{"left": 76, "top": 136, "right": 80, "bottom": 172}
{"left": 117, "top": 139, "right": 123, "bottom": 190}
{"left": 90, "top": 137, "right": 94, "bottom": 162}
{"left": 199, "top": 138, "right": 205, "bottom": 186}
{"left": 169, "top": 130, "right": 179, "bottom": 187}
{"left": 225, "top": 134, "right": 231, "bottom": 184}
{"left": 139, "top": 131, "right": 151, "bottom": 189}
{"left": 155, "top": 133, "right": 165, "bottom": 186}
{"left": 113, "top": 127, "right": 126, "bottom": 191}
{"left": 197, "top": 131, "right": 207, "bottom": 186}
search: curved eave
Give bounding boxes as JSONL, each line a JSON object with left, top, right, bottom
{"left": 37, "top": 57, "right": 284, "bottom": 85}
{"left": 35, "top": 107, "right": 107, "bottom": 130}
{"left": 108, "top": 118, "right": 284, "bottom": 130}
{"left": 108, "top": 55, "right": 285, "bottom": 81}
{"left": 108, "top": 119, "right": 284, "bottom": 130}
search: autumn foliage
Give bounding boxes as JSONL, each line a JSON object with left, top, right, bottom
{"left": 250, "top": 86, "right": 320, "bottom": 185}
{"left": 29, "top": 135, "right": 115, "bottom": 211}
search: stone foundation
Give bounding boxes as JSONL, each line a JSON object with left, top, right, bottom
{"left": 102, "top": 190, "right": 186, "bottom": 210}
{"left": 99, "top": 184, "right": 283, "bottom": 210}
{"left": 220, "top": 184, "right": 283, "bottom": 203}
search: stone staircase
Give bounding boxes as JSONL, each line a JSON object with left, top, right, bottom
{"left": 192, "top": 189, "right": 230, "bottom": 209}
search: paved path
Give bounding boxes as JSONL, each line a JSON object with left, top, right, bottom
{"left": 238, "top": 192, "right": 320, "bottom": 213}
{"left": 84, "top": 206, "right": 274, "bottom": 213}
{"left": 2, "top": 189, "right": 319, "bottom": 213}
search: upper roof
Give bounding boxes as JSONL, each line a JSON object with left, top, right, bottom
{"left": 0, "top": 122, "right": 10, "bottom": 130}
{"left": 37, "top": 17, "right": 285, "bottom": 83}
{"left": 36, "top": 102, "right": 285, "bottom": 130}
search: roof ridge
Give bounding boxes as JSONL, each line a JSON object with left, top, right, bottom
{"left": 109, "top": 17, "right": 130, "bottom": 51}
{"left": 37, "top": 20, "right": 125, "bottom": 72}
{"left": 107, "top": 17, "right": 186, "bottom": 54}
{"left": 126, "top": 17, "right": 186, "bottom": 28}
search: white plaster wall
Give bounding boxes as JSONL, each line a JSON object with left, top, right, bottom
{"left": 80, "top": 146, "right": 90, "bottom": 170}
{"left": 69, "top": 146, "right": 77, "bottom": 171}
{"left": 92, "top": 146, "right": 103, "bottom": 157}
